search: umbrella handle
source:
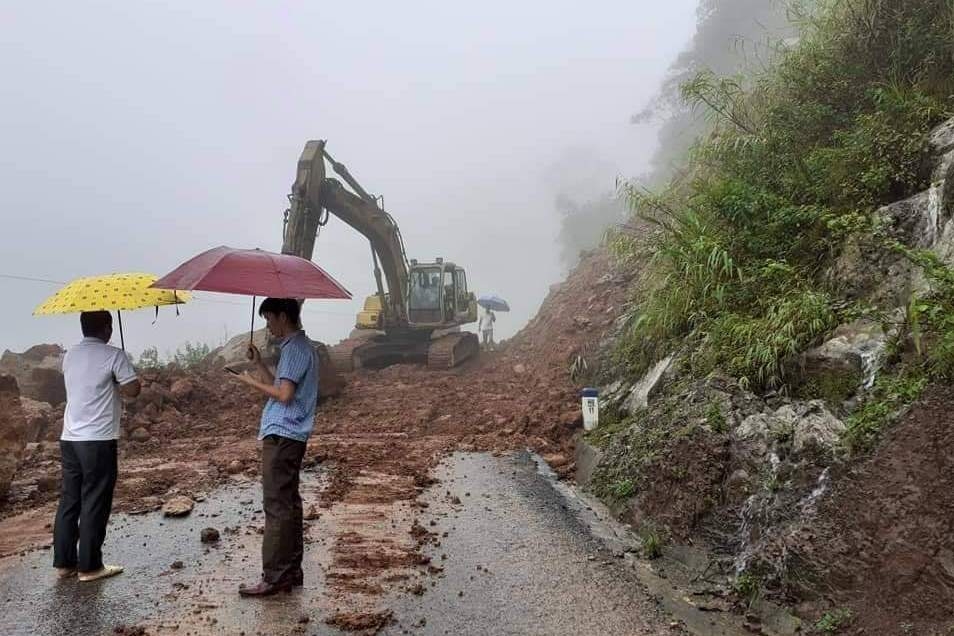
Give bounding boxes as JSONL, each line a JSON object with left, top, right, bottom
{"left": 249, "top": 295, "right": 256, "bottom": 346}
{"left": 118, "top": 310, "right": 125, "bottom": 351}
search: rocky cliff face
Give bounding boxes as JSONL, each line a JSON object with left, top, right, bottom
{"left": 0, "top": 376, "right": 30, "bottom": 501}
{"left": 0, "top": 344, "right": 65, "bottom": 405}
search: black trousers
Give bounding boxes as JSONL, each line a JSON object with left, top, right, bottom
{"left": 261, "top": 434, "right": 306, "bottom": 584}
{"left": 53, "top": 440, "right": 118, "bottom": 573}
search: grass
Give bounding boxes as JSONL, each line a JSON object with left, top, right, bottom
{"left": 815, "top": 608, "right": 854, "bottom": 634}
{"left": 841, "top": 368, "right": 928, "bottom": 454}
{"left": 733, "top": 571, "right": 764, "bottom": 608}
{"left": 583, "top": 408, "right": 630, "bottom": 448}
{"left": 639, "top": 525, "right": 664, "bottom": 559}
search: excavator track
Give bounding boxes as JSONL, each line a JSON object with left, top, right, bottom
{"left": 426, "top": 332, "right": 480, "bottom": 369}
{"left": 329, "top": 337, "right": 369, "bottom": 373}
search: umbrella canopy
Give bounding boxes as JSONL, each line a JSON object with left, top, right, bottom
{"left": 151, "top": 246, "right": 351, "bottom": 299}
{"left": 33, "top": 272, "right": 190, "bottom": 315}
{"left": 477, "top": 294, "right": 510, "bottom": 312}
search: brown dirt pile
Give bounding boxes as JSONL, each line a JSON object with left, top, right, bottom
{"left": 775, "top": 384, "right": 954, "bottom": 632}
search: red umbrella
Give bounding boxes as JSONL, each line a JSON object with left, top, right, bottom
{"left": 151, "top": 246, "right": 351, "bottom": 299}
{"left": 151, "top": 245, "right": 351, "bottom": 340}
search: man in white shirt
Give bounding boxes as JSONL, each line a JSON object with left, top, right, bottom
{"left": 53, "top": 311, "right": 140, "bottom": 582}
{"left": 478, "top": 307, "right": 496, "bottom": 351}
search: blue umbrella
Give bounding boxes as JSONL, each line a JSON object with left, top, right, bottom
{"left": 478, "top": 294, "right": 510, "bottom": 312}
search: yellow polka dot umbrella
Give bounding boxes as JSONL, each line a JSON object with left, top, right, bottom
{"left": 33, "top": 272, "right": 190, "bottom": 349}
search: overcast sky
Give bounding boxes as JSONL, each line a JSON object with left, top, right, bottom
{"left": 1, "top": 0, "right": 697, "bottom": 358}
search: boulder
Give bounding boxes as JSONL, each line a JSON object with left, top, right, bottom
{"left": 736, "top": 400, "right": 845, "bottom": 456}
{"left": 200, "top": 527, "right": 220, "bottom": 543}
{"left": 622, "top": 355, "right": 674, "bottom": 413}
{"left": 0, "top": 345, "right": 66, "bottom": 405}
{"left": 0, "top": 375, "right": 30, "bottom": 500}
{"left": 169, "top": 379, "right": 194, "bottom": 400}
{"left": 162, "top": 495, "right": 195, "bottom": 517}
{"left": 800, "top": 320, "right": 888, "bottom": 402}
{"left": 18, "top": 397, "right": 55, "bottom": 442}
{"left": 205, "top": 330, "right": 344, "bottom": 401}
{"left": 130, "top": 427, "right": 151, "bottom": 443}
{"left": 204, "top": 329, "right": 275, "bottom": 369}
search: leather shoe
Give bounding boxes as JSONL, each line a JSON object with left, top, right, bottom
{"left": 238, "top": 579, "right": 292, "bottom": 597}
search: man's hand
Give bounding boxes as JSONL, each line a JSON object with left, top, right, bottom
{"left": 231, "top": 371, "right": 296, "bottom": 404}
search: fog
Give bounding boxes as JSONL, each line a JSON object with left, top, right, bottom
{"left": 0, "top": 1, "right": 696, "bottom": 358}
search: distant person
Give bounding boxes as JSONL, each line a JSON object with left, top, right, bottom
{"left": 479, "top": 306, "right": 496, "bottom": 351}
{"left": 233, "top": 298, "right": 318, "bottom": 596}
{"left": 54, "top": 311, "right": 141, "bottom": 582}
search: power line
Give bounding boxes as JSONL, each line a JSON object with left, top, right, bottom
{"left": 0, "top": 273, "right": 66, "bottom": 285}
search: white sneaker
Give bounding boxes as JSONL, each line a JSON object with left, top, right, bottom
{"left": 78, "top": 564, "right": 124, "bottom": 582}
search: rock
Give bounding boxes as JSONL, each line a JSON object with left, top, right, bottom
{"left": 622, "top": 355, "right": 674, "bottom": 413}
{"left": 130, "top": 427, "right": 152, "bottom": 443}
{"left": 199, "top": 527, "right": 220, "bottom": 543}
{"left": 162, "top": 495, "right": 195, "bottom": 517}
{"left": 226, "top": 459, "right": 244, "bottom": 474}
{"left": 0, "top": 345, "right": 66, "bottom": 405}
{"left": 169, "top": 379, "right": 194, "bottom": 400}
{"left": 931, "top": 116, "right": 954, "bottom": 154}
{"left": 0, "top": 375, "right": 29, "bottom": 500}
{"left": 800, "top": 319, "right": 887, "bottom": 401}
{"left": 18, "top": 397, "right": 55, "bottom": 442}
{"left": 204, "top": 329, "right": 275, "bottom": 369}
{"left": 512, "top": 364, "right": 527, "bottom": 375}
{"left": 791, "top": 403, "right": 846, "bottom": 454}
{"left": 724, "top": 469, "right": 753, "bottom": 504}
{"left": 170, "top": 560, "right": 184, "bottom": 570}
{"left": 737, "top": 400, "right": 845, "bottom": 456}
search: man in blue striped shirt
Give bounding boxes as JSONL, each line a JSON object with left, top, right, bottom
{"left": 233, "top": 298, "right": 317, "bottom": 596}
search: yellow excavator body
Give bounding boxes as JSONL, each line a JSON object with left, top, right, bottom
{"left": 356, "top": 294, "right": 384, "bottom": 329}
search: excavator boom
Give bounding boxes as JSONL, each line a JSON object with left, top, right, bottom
{"left": 282, "top": 140, "right": 409, "bottom": 325}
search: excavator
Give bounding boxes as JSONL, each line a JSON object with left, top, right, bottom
{"left": 281, "top": 140, "right": 480, "bottom": 371}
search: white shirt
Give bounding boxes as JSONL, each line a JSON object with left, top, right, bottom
{"left": 62, "top": 337, "right": 138, "bottom": 441}
{"left": 478, "top": 311, "right": 495, "bottom": 332}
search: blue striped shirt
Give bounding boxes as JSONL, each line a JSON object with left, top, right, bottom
{"left": 259, "top": 330, "right": 318, "bottom": 442}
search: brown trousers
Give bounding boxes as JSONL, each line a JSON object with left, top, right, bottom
{"left": 261, "top": 434, "right": 306, "bottom": 584}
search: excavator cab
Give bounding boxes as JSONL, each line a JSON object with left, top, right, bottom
{"left": 407, "top": 259, "right": 477, "bottom": 327}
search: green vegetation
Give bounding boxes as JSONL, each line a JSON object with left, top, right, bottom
{"left": 639, "top": 525, "right": 664, "bottom": 559}
{"left": 172, "top": 341, "right": 212, "bottom": 369}
{"left": 614, "top": 0, "right": 954, "bottom": 392}
{"left": 136, "top": 341, "right": 214, "bottom": 370}
{"left": 705, "top": 400, "right": 727, "bottom": 433}
{"left": 583, "top": 407, "right": 630, "bottom": 448}
{"left": 733, "top": 570, "right": 764, "bottom": 607}
{"left": 843, "top": 368, "right": 928, "bottom": 454}
{"left": 610, "top": 478, "right": 636, "bottom": 500}
{"left": 815, "top": 608, "right": 854, "bottom": 634}
{"left": 137, "top": 346, "right": 162, "bottom": 371}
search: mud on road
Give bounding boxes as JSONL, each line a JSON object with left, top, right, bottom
{"left": 0, "top": 251, "right": 644, "bottom": 633}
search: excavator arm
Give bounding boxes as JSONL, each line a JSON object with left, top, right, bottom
{"left": 282, "top": 140, "right": 409, "bottom": 325}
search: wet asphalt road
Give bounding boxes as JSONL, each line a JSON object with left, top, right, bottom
{"left": 0, "top": 453, "right": 682, "bottom": 636}
{"left": 384, "top": 452, "right": 672, "bottom": 635}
